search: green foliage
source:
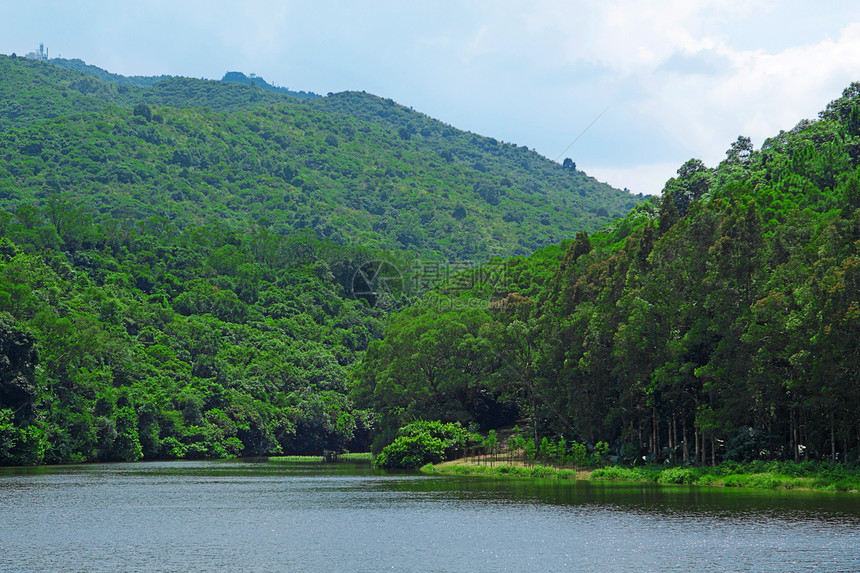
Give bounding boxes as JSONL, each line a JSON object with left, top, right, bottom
{"left": 4, "top": 54, "right": 858, "bottom": 472}
{"left": 375, "top": 420, "right": 482, "bottom": 468}
{"left": 539, "top": 436, "right": 555, "bottom": 461}
{"left": 591, "top": 466, "right": 657, "bottom": 481}
{"left": 567, "top": 442, "right": 587, "bottom": 467}
{"left": 589, "top": 441, "right": 610, "bottom": 466}
{"left": 0, "top": 54, "right": 640, "bottom": 262}
{"left": 0, "top": 54, "right": 643, "bottom": 467}
{"left": 355, "top": 82, "right": 860, "bottom": 469}
{"left": 591, "top": 461, "right": 860, "bottom": 492}
{"left": 484, "top": 429, "right": 499, "bottom": 456}
{"left": 269, "top": 455, "right": 328, "bottom": 463}
{"left": 0, "top": 409, "right": 48, "bottom": 466}
{"left": 0, "top": 214, "right": 388, "bottom": 464}
{"left": 427, "top": 459, "right": 860, "bottom": 491}
{"left": 529, "top": 465, "right": 554, "bottom": 478}
{"left": 656, "top": 467, "right": 699, "bottom": 484}
{"left": 422, "top": 462, "right": 586, "bottom": 481}
{"left": 375, "top": 433, "right": 447, "bottom": 469}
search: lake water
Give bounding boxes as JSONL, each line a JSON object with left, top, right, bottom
{"left": 1, "top": 460, "right": 859, "bottom": 572}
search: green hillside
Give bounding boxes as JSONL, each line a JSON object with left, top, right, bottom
{"left": 220, "top": 71, "right": 319, "bottom": 99}
{"left": 0, "top": 54, "right": 640, "bottom": 260}
{"left": 0, "top": 53, "right": 644, "bottom": 465}
{"left": 353, "top": 85, "right": 860, "bottom": 464}
{"left": 48, "top": 57, "right": 173, "bottom": 88}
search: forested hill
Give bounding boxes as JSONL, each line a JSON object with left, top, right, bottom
{"left": 47, "top": 58, "right": 173, "bottom": 88}
{"left": 48, "top": 58, "right": 320, "bottom": 99}
{"left": 353, "top": 84, "right": 860, "bottom": 463}
{"left": 0, "top": 54, "right": 640, "bottom": 260}
{"left": 0, "top": 52, "right": 642, "bottom": 466}
{"left": 219, "top": 71, "right": 318, "bottom": 99}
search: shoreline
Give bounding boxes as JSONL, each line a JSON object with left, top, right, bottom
{"left": 422, "top": 459, "right": 860, "bottom": 493}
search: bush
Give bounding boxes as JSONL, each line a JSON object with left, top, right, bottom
{"left": 375, "top": 421, "right": 482, "bottom": 469}
{"left": 567, "top": 441, "right": 587, "bottom": 466}
{"left": 530, "top": 465, "right": 553, "bottom": 478}
{"left": 657, "top": 467, "right": 700, "bottom": 484}
{"left": 0, "top": 423, "right": 48, "bottom": 466}
{"left": 591, "top": 466, "right": 642, "bottom": 481}
{"left": 588, "top": 441, "right": 609, "bottom": 466}
{"left": 506, "top": 466, "right": 531, "bottom": 477}
{"left": 375, "top": 433, "right": 446, "bottom": 469}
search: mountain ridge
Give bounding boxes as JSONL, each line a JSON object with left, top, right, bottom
{"left": 0, "top": 53, "right": 642, "bottom": 261}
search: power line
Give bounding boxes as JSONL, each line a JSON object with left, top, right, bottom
{"left": 553, "top": 107, "right": 609, "bottom": 163}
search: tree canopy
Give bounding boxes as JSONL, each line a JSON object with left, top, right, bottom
{"left": 352, "top": 90, "right": 860, "bottom": 466}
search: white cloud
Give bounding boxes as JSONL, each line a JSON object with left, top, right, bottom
{"left": 526, "top": 0, "right": 748, "bottom": 73}
{"left": 640, "top": 21, "right": 860, "bottom": 166}
{"left": 478, "top": 1, "right": 860, "bottom": 175}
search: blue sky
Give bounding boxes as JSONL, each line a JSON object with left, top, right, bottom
{"left": 4, "top": 0, "right": 860, "bottom": 194}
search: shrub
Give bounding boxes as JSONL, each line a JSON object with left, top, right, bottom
{"left": 567, "top": 441, "right": 587, "bottom": 466}
{"left": 507, "top": 466, "right": 531, "bottom": 477}
{"left": 530, "top": 465, "right": 553, "bottom": 478}
{"left": 375, "top": 421, "right": 482, "bottom": 469}
{"left": 591, "top": 466, "right": 642, "bottom": 481}
{"left": 375, "top": 433, "right": 446, "bottom": 469}
{"left": 556, "top": 469, "right": 576, "bottom": 480}
{"left": 657, "top": 467, "right": 699, "bottom": 484}
{"left": 695, "top": 473, "right": 721, "bottom": 486}
{"left": 589, "top": 441, "right": 609, "bottom": 466}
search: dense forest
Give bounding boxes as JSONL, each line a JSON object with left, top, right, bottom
{"left": 0, "top": 53, "right": 640, "bottom": 465}
{"left": 0, "top": 55, "right": 638, "bottom": 260}
{"left": 353, "top": 86, "right": 860, "bottom": 465}
{"left": 3, "top": 52, "right": 856, "bottom": 469}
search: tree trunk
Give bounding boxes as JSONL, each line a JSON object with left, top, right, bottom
{"left": 831, "top": 414, "right": 836, "bottom": 463}
{"left": 856, "top": 422, "right": 860, "bottom": 464}
{"left": 790, "top": 409, "right": 797, "bottom": 463}
{"left": 694, "top": 424, "right": 700, "bottom": 465}
{"left": 682, "top": 415, "right": 690, "bottom": 462}
{"left": 670, "top": 413, "right": 676, "bottom": 463}
{"left": 649, "top": 408, "right": 655, "bottom": 458}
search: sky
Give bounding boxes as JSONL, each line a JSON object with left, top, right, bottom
{"left": 4, "top": 0, "right": 860, "bottom": 195}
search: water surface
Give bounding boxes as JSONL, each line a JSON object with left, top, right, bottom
{"left": 1, "top": 460, "right": 859, "bottom": 572}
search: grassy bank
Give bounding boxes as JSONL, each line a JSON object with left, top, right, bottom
{"left": 422, "top": 461, "right": 591, "bottom": 480}
{"left": 591, "top": 461, "right": 860, "bottom": 492}
{"left": 423, "top": 460, "right": 860, "bottom": 493}
{"left": 268, "top": 452, "right": 374, "bottom": 463}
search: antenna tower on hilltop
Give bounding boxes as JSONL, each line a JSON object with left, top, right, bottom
{"left": 25, "top": 43, "right": 49, "bottom": 61}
